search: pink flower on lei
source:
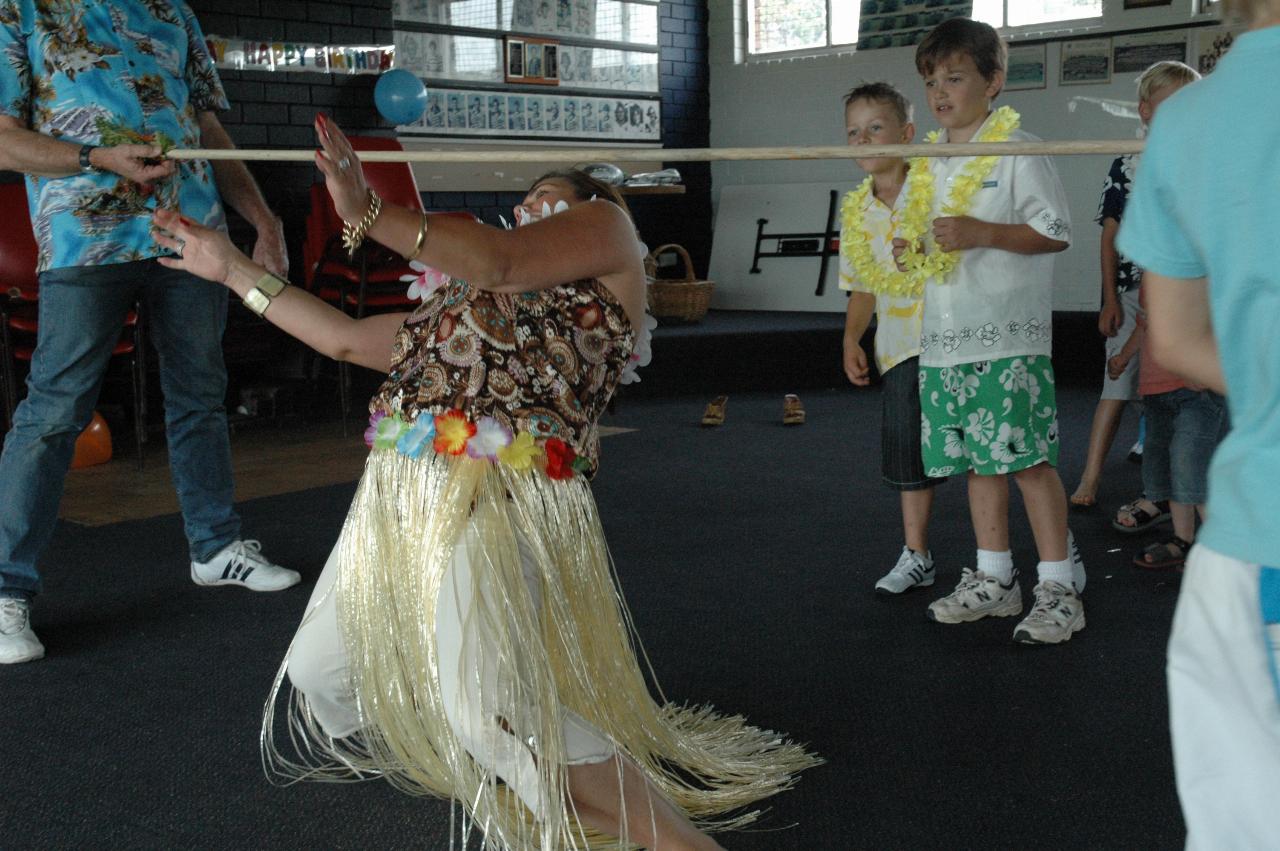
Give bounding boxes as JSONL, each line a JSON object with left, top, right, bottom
{"left": 401, "top": 260, "right": 451, "bottom": 302}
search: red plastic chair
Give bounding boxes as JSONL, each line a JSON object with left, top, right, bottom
{"left": 0, "top": 182, "right": 147, "bottom": 468}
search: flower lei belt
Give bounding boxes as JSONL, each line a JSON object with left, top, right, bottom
{"left": 366, "top": 410, "right": 592, "bottom": 481}
{"left": 841, "top": 105, "right": 1020, "bottom": 297}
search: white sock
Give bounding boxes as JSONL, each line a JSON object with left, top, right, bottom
{"left": 976, "top": 549, "right": 1013, "bottom": 583}
{"left": 1038, "top": 558, "right": 1074, "bottom": 588}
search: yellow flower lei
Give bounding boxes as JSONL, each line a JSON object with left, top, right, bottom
{"left": 840, "top": 105, "right": 1020, "bottom": 296}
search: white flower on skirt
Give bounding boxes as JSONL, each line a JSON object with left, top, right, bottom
{"left": 921, "top": 411, "right": 933, "bottom": 447}
{"left": 942, "top": 368, "right": 980, "bottom": 402}
{"left": 999, "top": 358, "right": 1030, "bottom": 393}
{"left": 943, "top": 427, "right": 968, "bottom": 459}
{"left": 964, "top": 408, "right": 995, "bottom": 446}
{"left": 990, "top": 421, "right": 1029, "bottom": 464}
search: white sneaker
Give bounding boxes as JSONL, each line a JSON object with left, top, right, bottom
{"left": 1013, "top": 580, "right": 1085, "bottom": 645}
{"left": 926, "top": 568, "right": 1022, "bottom": 623}
{"left": 1068, "top": 529, "right": 1086, "bottom": 595}
{"left": 875, "top": 547, "right": 935, "bottom": 595}
{"left": 191, "top": 540, "right": 301, "bottom": 592}
{"left": 0, "top": 598, "right": 45, "bottom": 664}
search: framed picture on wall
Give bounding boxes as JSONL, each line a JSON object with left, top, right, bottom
{"left": 1060, "top": 38, "right": 1112, "bottom": 85}
{"left": 510, "top": 36, "right": 559, "bottom": 86}
{"left": 1113, "top": 31, "right": 1187, "bottom": 73}
{"left": 1005, "top": 44, "right": 1047, "bottom": 91}
{"left": 504, "top": 37, "right": 525, "bottom": 79}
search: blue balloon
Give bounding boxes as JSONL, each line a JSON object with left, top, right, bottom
{"left": 374, "top": 69, "right": 428, "bottom": 125}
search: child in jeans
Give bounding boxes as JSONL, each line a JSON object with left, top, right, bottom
{"left": 1071, "top": 62, "right": 1201, "bottom": 512}
{"left": 1117, "top": 0, "right": 1280, "bottom": 840}
{"left": 837, "top": 82, "right": 945, "bottom": 594}
{"left": 903, "top": 18, "right": 1083, "bottom": 644}
{"left": 1107, "top": 285, "right": 1227, "bottom": 570}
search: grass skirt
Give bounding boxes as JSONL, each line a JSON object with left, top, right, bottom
{"left": 262, "top": 449, "right": 820, "bottom": 849}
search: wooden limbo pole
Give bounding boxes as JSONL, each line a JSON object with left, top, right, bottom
{"left": 166, "top": 139, "right": 1145, "bottom": 163}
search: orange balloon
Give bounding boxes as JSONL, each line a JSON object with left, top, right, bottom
{"left": 71, "top": 411, "right": 113, "bottom": 469}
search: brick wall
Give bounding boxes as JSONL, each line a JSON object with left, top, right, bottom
{"left": 185, "top": 0, "right": 395, "bottom": 272}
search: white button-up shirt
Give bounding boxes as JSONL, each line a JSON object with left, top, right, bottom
{"left": 919, "top": 122, "right": 1071, "bottom": 368}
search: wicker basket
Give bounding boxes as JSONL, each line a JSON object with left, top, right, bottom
{"left": 644, "top": 243, "right": 714, "bottom": 322}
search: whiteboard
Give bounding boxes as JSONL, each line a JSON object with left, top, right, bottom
{"left": 708, "top": 182, "right": 850, "bottom": 313}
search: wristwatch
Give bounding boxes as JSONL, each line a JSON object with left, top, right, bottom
{"left": 79, "top": 144, "right": 98, "bottom": 173}
{"left": 243, "top": 273, "right": 288, "bottom": 317}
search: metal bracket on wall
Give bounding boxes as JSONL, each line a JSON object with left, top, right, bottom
{"left": 748, "top": 189, "right": 841, "bottom": 296}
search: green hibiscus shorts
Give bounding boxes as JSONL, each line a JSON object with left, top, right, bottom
{"left": 919, "top": 355, "right": 1059, "bottom": 477}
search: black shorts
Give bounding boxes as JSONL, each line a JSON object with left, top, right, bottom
{"left": 881, "top": 357, "right": 945, "bottom": 491}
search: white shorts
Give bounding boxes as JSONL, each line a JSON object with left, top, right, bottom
{"left": 1101, "top": 287, "right": 1141, "bottom": 401}
{"left": 1167, "top": 544, "right": 1280, "bottom": 849}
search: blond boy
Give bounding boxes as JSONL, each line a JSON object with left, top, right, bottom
{"left": 839, "top": 82, "right": 945, "bottom": 594}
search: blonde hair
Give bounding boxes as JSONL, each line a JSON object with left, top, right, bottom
{"left": 1136, "top": 60, "right": 1200, "bottom": 102}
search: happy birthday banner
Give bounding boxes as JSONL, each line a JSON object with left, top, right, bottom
{"left": 206, "top": 35, "right": 395, "bottom": 75}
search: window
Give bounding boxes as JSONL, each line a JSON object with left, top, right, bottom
{"left": 747, "top": 0, "right": 859, "bottom": 55}
{"left": 972, "top": 0, "right": 1103, "bottom": 28}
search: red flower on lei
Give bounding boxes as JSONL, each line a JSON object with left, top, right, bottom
{"left": 543, "top": 438, "right": 577, "bottom": 480}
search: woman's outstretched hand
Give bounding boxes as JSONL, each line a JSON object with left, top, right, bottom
{"left": 314, "top": 113, "right": 370, "bottom": 224}
{"left": 152, "top": 207, "right": 244, "bottom": 285}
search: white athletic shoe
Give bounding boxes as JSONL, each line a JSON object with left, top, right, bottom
{"left": 927, "top": 568, "right": 1022, "bottom": 623}
{"left": 0, "top": 598, "right": 45, "bottom": 664}
{"left": 1012, "top": 581, "right": 1085, "bottom": 645}
{"left": 875, "top": 547, "right": 935, "bottom": 595}
{"left": 191, "top": 540, "right": 301, "bottom": 592}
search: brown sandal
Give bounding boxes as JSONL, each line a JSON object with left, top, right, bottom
{"left": 783, "top": 394, "right": 805, "bottom": 426}
{"left": 701, "top": 395, "right": 728, "bottom": 427}
{"left": 1134, "top": 535, "right": 1190, "bottom": 571}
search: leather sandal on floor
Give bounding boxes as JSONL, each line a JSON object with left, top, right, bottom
{"left": 783, "top": 393, "right": 805, "bottom": 426}
{"left": 701, "top": 395, "right": 728, "bottom": 427}
{"left": 1134, "top": 535, "right": 1191, "bottom": 571}
{"left": 1111, "top": 499, "right": 1171, "bottom": 534}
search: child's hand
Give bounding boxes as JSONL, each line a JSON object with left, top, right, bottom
{"left": 1107, "top": 354, "right": 1129, "bottom": 381}
{"left": 932, "top": 216, "right": 989, "bottom": 252}
{"left": 843, "top": 342, "right": 871, "bottom": 386}
{"left": 891, "top": 237, "right": 917, "bottom": 272}
{"left": 1098, "top": 299, "right": 1124, "bottom": 337}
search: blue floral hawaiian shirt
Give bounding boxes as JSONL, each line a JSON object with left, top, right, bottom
{"left": 0, "top": 0, "right": 229, "bottom": 272}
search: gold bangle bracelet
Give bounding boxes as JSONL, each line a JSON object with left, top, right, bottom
{"left": 243, "top": 272, "right": 288, "bottom": 317}
{"left": 404, "top": 212, "right": 429, "bottom": 262}
{"left": 341, "top": 190, "right": 383, "bottom": 258}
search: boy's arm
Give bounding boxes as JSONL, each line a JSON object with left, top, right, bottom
{"left": 1107, "top": 314, "right": 1144, "bottom": 380}
{"left": 1098, "top": 217, "right": 1123, "bottom": 336}
{"left": 1144, "top": 272, "right": 1225, "bottom": 393}
{"left": 843, "top": 291, "right": 876, "bottom": 386}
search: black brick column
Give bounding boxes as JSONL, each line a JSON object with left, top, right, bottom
{"left": 187, "top": 0, "right": 395, "bottom": 276}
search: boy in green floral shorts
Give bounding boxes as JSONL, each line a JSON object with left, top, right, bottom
{"left": 903, "top": 18, "right": 1084, "bottom": 643}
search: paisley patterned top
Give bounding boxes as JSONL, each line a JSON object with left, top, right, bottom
{"left": 370, "top": 278, "right": 635, "bottom": 477}
{"left": 0, "top": 0, "right": 228, "bottom": 272}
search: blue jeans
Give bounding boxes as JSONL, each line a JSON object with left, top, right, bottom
{"left": 1142, "top": 387, "right": 1228, "bottom": 506}
{"left": 0, "top": 260, "right": 240, "bottom": 599}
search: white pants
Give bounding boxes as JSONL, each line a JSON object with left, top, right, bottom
{"left": 1168, "top": 544, "right": 1280, "bottom": 850}
{"left": 285, "top": 519, "right": 614, "bottom": 816}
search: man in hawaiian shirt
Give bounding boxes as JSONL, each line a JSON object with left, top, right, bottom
{"left": 0, "top": 0, "right": 300, "bottom": 666}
